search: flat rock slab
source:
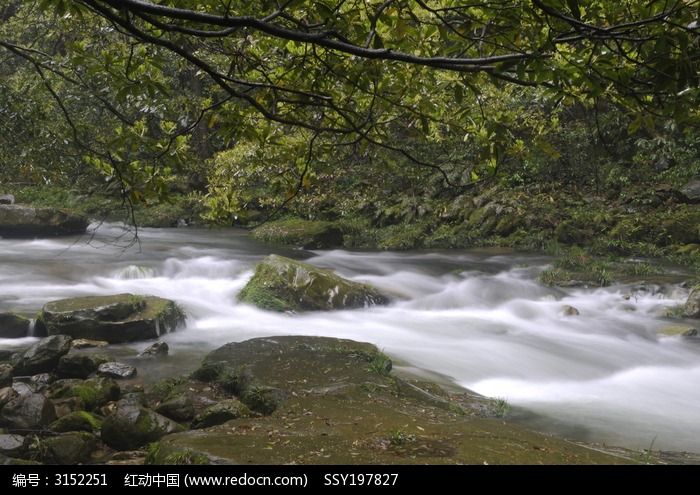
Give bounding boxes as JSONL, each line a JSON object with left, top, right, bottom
{"left": 158, "top": 335, "right": 627, "bottom": 465}
{"left": 98, "top": 362, "right": 137, "bottom": 380}
{"left": 36, "top": 294, "right": 185, "bottom": 343}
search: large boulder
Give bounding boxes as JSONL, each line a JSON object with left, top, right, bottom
{"left": 238, "top": 255, "right": 388, "bottom": 312}
{"left": 101, "top": 400, "right": 183, "bottom": 450}
{"left": 0, "top": 364, "right": 12, "bottom": 388}
{"left": 684, "top": 287, "right": 700, "bottom": 318}
{"left": 35, "top": 294, "right": 185, "bottom": 343}
{"left": 0, "top": 434, "right": 28, "bottom": 458}
{"left": 0, "top": 205, "right": 87, "bottom": 237}
{"left": 0, "top": 313, "right": 30, "bottom": 339}
{"left": 680, "top": 179, "right": 700, "bottom": 203}
{"left": 11, "top": 335, "right": 72, "bottom": 376}
{"left": 0, "top": 390, "right": 56, "bottom": 431}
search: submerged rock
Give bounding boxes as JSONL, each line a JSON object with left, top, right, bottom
{"left": 98, "top": 362, "right": 137, "bottom": 380}
{"left": 561, "top": 305, "right": 580, "bottom": 316}
{"left": 11, "top": 335, "right": 72, "bottom": 376}
{"left": 36, "top": 294, "right": 185, "bottom": 343}
{"left": 0, "top": 313, "right": 30, "bottom": 339}
{"left": 239, "top": 255, "right": 388, "bottom": 312}
{"left": 139, "top": 341, "right": 169, "bottom": 357}
{"left": 0, "top": 204, "right": 87, "bottom": 237}
{"left": 101, "top": 400, "right": 183, "bottom": 450}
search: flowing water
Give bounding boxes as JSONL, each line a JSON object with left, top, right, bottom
{"left": 1, "top": 223, "right": 699, "bottom": 452}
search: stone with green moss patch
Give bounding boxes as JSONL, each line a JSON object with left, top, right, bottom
{"left": 239, "top": 255, "right": 388, "bottom": 312}
{"left": 101, "top": 400, "right": 184, "bottom": 450}
{"left": 251, "top": 218, "right": 344, "bottom": 249}
{"left": 49, "top": 411, "right": 103, "bottom": 433}
{"left": 684, "top": 287, "right": 700, "bottom": 318}
{"left": 36, "top": 294, "right": 185, "bottom": 343}
{"left": 49, "top": 377, "right": 120, "bottom": 411}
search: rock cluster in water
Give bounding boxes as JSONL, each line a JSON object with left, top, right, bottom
{"left": 0, "top": 204, "right": 87, "bottom": 237}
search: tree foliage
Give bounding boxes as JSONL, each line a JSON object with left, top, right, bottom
{"left": 0, "top": 1, "right": 699, "bottom": 220}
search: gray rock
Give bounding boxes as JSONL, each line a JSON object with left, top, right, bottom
{"left": 238, "top": 254, "right": 389, "bottom": 312}
{"left": 11, "top": 335, "right": 72, "bottom": 376}
{"left": 71, "top": 339, "right": 109, "bottom": 349}
{"left": 191, "top": 399, "right": 251, "bottom": 429}
{"left": 57, "top": 352, "right": 108, "bottom": 379}
{"left": 97, "top": 362, "right": 137, "bottom": 380}
{"left": 0, "top": 391, "right": 56, "bottom": 431}
{"left": 0, "top": 194, "right": 14, "bottom": 205}
{"left": 40, "top": 432, "right": 97, "bottom": 464}
{"left": 684, "top": 288, "right": 700, "bottom": 318}
{"left": 139, "top": 341, "right": 169, "bottom": 357}
{"left": 0, "top": 434, "right": 28, "bottom": 458}
{"left": 680, "top": 179, "right": 700, "bottom": 203}
{"left": 0, "top": 313, "right": 30, "bottom": 338}
{"left": 0, "top": 204, "right": 87, "bottom": 237}
{"left": 101, "top": 400, "right": 184, "bottom": 450}
{"left": 0, "top": 364, "right": 11, "bottom": 388}
{"left": 36, "top": 294, "right": 185, "bottom": 343}
{"left": 28, "top": 373, "right": 54, "bottom": 392}
{"left": 155, "top": 395, "right": 195, "bottom": 422}
{"left": 0, "top": 387, "right": 18, "bottom": 409}
{"left": 683, "top": 328, "right": 698, "bottom": 338}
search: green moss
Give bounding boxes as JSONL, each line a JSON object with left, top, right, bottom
{"left": 146, "top": 443, "right": 210, "bottom": 465}
{"left": 50, "top": 411, "right": 103, "bottom": 433}
{"left": 239, "top": 255, "right": 387, "bottom": 312}
{"left": 238, "top": 283, "right": 290, "bottom": 312}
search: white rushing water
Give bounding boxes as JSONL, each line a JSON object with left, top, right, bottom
{"left": 1, "top": 223, "right": 699, "bottom": 451}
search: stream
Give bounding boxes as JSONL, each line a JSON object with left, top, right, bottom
{"left": 1, "top": 223, "right": 699, "bottom": 452}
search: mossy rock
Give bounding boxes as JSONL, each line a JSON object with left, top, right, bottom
{"left": 49, "top": 377, "right": 120, "bottom": 411}
{"left": 49, "top": 411, "right": 103, "bottom": 433}
{"left": 40, "top": 432, "right": 97, "bottom": 464}
{"left": 145, "top": 443, "right": 211, "bottom": 465}
{"left": 191, "top": 399, "right": 252, "bottom": 429}
{"left": 239, "top": 255, "right": 388, "bottom": 312}
{"left": 36, "top": 294, "right": 186, "bottom": 343}
{"left": 101, "top": 401, "right": 184, "bottom": 451}
{"left": 162, "top": 335, "right": 626, "bottom": 465}
{"left": 0, "top": 313, "right": 30, "bottom": 339}
{"left": 251, "top": 218, "right": 344, "bottom": 249}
